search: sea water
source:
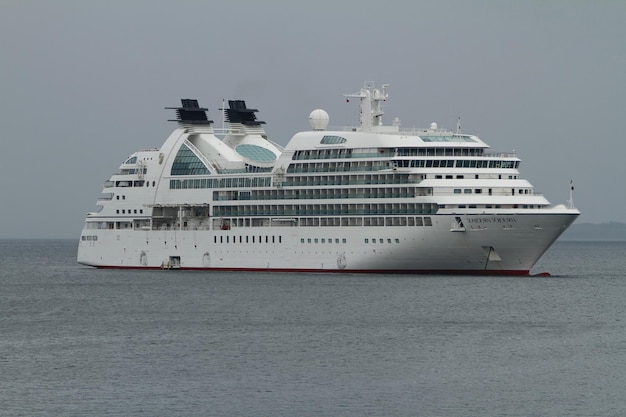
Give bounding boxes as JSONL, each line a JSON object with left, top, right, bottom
{"left": 1, "top": 239, "right": 625, "bottom": 416}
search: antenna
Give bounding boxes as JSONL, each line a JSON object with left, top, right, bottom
{"left": 456, "top": 117, "right": 462, "bottom": 134}
{"left": 221, "top": 98, "right": 225, "bottom": 131}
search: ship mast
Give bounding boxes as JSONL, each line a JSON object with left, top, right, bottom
{"left": 344, "top": 82, "right": 389, "bottom": 131}
{"left": 568, "top": 180, "right": 576, "bottom": 209}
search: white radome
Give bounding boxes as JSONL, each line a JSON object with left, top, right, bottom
{"left": 308, "top": 109, "right": 329, "bottom": 130}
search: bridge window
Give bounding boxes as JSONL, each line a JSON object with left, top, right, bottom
{"left": 320, "top": 135, "right": 347, "bottom": 144}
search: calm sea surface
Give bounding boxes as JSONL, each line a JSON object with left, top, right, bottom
{"left": 1, "top": 239, "right": 625, "bottom": 416}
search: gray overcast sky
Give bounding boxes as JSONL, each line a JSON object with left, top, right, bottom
{"left": 1, "top": 0, "right": 624, "bottom": 238}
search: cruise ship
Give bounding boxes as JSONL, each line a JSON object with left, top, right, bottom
{"left": 78, "top": 83, "right": 579, "bottom": 274}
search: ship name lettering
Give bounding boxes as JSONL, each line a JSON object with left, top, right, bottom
{"left": 467, "top": 217, "right": 517, "bottom": 224}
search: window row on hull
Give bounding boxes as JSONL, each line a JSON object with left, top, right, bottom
{"left": 213, "top": 187, "right": 427, "bottom": 201}
{"left": 169, "top": 173, "right": 422, "bottom": 190}
{"left": 169, "top": 177, "right": 272, "bottom": 189}
{"left": 287, "top": 158, "right": 518, "bottom": 174}
{"left": 288, "top": 160, "right": 393, "bottom": 173}
{"left": 83, "top": 215, "right": 437, "bottom": 233}
{"left": 216, "top": 216, "right": 434, "bottom": 228}
{"left": 281, "top": 173, "right": 422, "bottom": 187}
{"left": 292, "top": 147, "right": 485, "bottom": 160}
{"left": 212, "top": 203, "right": 439, "bottom": 217}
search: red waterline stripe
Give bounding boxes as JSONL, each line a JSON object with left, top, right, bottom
{"left": 92, "top": 265, "right": 532, "bottom": 276}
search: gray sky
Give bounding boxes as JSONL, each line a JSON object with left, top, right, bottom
{"left": 1, "top": 0, "right": 624, "bottom": 239}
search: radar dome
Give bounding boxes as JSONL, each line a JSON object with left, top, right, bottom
{"left": 309, "top": 109, "right": 330, "bottom": 130}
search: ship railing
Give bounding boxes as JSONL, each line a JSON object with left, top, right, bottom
{"left": 482, "top": 152, "right": 518, "bottom": 158}
{"left": 184, "top": 139, "right": 215, "bottom": 172}
{"left": 435, "top": 189, "right": 545, "bottom": 197}
{"left": 292, "top": 150, "right": 519, "bottom": 161}
{"left": 330, "top": 125, "right": 452, "bottom": 134}
{"left": 292, "top": 152, "right": 395, "bottom": 160}
{"left": 287, "top": 166, "right": 393, "bottom": 174}
{"left": 211, "top": 128, "right": 285, "bottom": 150}
{"left": 148, "top": 225, "right": 213, "bottom": 231}
{"left": 214, "top": 192, "right": 416, "bottom": 201}
{"left": 280, "top": 177, "right": 420, "bottom": 186}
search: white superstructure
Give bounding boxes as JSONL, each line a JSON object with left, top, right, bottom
{"left": 78, "top": 83, "right": 579, "bottom": 274}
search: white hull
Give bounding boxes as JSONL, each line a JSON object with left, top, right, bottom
{"left": 78, "top": 84, "right": 580, "bottom": 275}
{"left": 78, "top": 213, "right": 577, "bottom": 275}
